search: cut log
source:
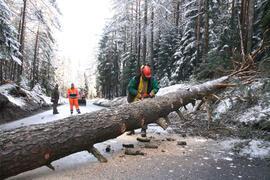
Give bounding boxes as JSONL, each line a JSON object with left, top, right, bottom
{"left": 0, "top": 76, "right": 229, "bottom": 179}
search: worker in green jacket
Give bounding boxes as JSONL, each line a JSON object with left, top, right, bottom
{"left": 127, "top": 65, "right": 159, "bottom": 137}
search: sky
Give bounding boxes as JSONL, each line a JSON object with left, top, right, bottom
{"left": 56, "top": 0, "right": 112, "bottom": 73}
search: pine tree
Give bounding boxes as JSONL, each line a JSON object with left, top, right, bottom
{"left": 0, "top": 0, "right": 21, "bottom": 84}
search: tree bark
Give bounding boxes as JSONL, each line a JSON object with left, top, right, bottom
{"left": 246, "top": 0, "right": 254, "bottom": 54}
{"left": 150, "top": 5, "right": 154, "bottom": 74}
{"left": 175, "top": 0, "right": 180, "bottom": 28}
{"left": 137, "top": 0, "right": 141, "bottom": 73}
{"left": 195, "top": 0, "right": 202, "bottom": 71}
{"left": 31, "top": 26, "right": 40, "bottom": 89}
{"left": 19, "top": 0, "right": 27, "bottom": 75}
{"left": 0, "top": 60, "right": 3, "bottom": 84}
{"left": 0, "top": 76, "right": 229, "bottom": 179}
{"left": 240, "top": 0, "right": 247, "bottom": 54}
{"left": 142, "top": 0, "right": 147, "bottom": 66}
{"left": 231, "top": 0, "right": 235, "bottom": 20}
{"left": 202, "top": 0, "right": 209, "bottom": 63}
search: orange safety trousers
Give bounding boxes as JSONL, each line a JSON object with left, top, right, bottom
{"left": 68, "top": 88, "right": 80, "bottom": 110}
{"left": 69, "top": 98, "right": 79, "bottom": 110}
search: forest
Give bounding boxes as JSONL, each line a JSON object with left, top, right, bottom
{"left": 0, "top": 0, "right": 60, "bottom": 93}
{"left": 96, "top": 0, "right": 270, "bottom": 99}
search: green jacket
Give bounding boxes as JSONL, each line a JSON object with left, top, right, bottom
{"left": 127, "top": 75, "right": 159, "bottom": 102}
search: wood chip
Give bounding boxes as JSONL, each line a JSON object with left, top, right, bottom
{"left": 137, "top": 137, "right": 151, "bottom": 142}
{"left": 122, "top": 144, "right": 134, "bottom": 148}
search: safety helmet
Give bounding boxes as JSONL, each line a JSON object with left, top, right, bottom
{"left": 141, "top": 65, "right": 152, "bottom": 78}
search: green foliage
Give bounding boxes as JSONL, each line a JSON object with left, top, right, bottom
{"left": 154, "top": 29, "right": 180, "bottom": 83}
{"left": 232, "top": 140, "right": 250, "bottom": 153}
{"left": 259, "top": 58, "right": 270, "bottom": 78}
{"left": 196, "top": 52, "right": 234, "bottom": 80}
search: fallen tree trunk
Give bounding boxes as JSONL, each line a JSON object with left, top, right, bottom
{"left": 0, "top": 76, "right": 229, "bottom": 179}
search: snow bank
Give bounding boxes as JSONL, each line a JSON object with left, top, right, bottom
{"left": 220, "top": 139, "right": 270, "bottom": 159}
{"left": 0, "top": 83, "right": 26, "bottom": 106}
{"left": 0, "top": 82, "right": 52, "bottom": 124}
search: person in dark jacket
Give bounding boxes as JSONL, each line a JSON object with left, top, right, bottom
{"left": 51, "top": 84, "right": 59, "bottom": 114}
{"left": 127, "top": 65, "right": 159, "bottom": 137}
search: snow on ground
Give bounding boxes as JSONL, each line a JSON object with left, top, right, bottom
{"left": 239, "top": 105, "right": 270, "bottom": 123}
{"left": 0, "top": 100, "right": 104, "bottom": 130}
{"left": 0, "top": 83, "right": 51, "bottom": 108}
{"left": 0, "top": 83, "right": 26, "bottom": 106}
{"left": 220, "top": 138, "right": 270, "bottom": 159}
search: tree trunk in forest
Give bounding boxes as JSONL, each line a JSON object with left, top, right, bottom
{"left": 202, "top": 0, "right": 209, "bottom": 63}
{"left": 195, "top": 0, "right": 202, "bottom": 71}
{"left": 175, "top": 0, "right": 180, "bottom": 28}
{"left": 246, "top": 0, "right": 254, "bottom": 54}
{"left": 240, "top": 0, "right": 247, "bottom": 54}
{"left": 4, "top": 61, "right": 8, "bottom": 80}
{"left": 17, "top": 8, "right": 23, "bottom": 41}
{"left": 19, "top": 0, "right": 27, "bottom": 75}
{"left": 150, "top": 5, "right": 154, "bottom": 74}
{"left": 0, "top": 60, "right": 3, "bottom": 84}
{"left": 231, "top": 0, "right": 235, "bottom": 20}
{"left": 0, "top": 76, "right": 229, "bottom": 179}
{"left": 134, "top": 1, "right": 138, "bottom": 55}
{"left": 130, "top": 4, "right": 134, "bottom": 54}
{"left": 137, "top": 0, "right": 141, "bottom": 73}
{"left": 156, "top": 29, "right": 161, "bottom": 70}
{"left": 31, "top": 27, "right": 40, "bottom": 89}
{"left": 142, "top": 0, "right": 147, "bottom": 66}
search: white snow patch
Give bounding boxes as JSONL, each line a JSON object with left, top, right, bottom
{"left": 240, "top": 140, "right": 270, "bottom": 158}
{"left": 223, "top": 157, "right": 233, "bottom": 161}
{"left": 195, "top": 138, "right": 208, "bottom": 143}
{"left": 156, "top": 83, "right": 192, "bottom": 96}
{"left": 238, "top": 105, "right": 270, "bottom": 123}
{"left": 0, "top": 83, "right": 25, "bottom": 106}
{"left": 220, "top": 139, "right": 270, "bottom": 159}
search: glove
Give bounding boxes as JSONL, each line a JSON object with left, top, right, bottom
{"left": 150, "top": 90, "right": 155, "bottom": 97}
{"left": 141, "top": 93, "right": 149, "bottom": 99}
{"left": 136, "top": 93, "right": 142, "bottom": 99}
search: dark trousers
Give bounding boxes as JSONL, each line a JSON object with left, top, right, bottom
{"left": 53, "top": 100, "right": 58, "bottom": 114}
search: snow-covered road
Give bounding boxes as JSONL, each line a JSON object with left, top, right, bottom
{"left": 0, "top": 100, "right": 104, "bottom": 131}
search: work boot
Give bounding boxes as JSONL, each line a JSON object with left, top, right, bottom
{"left": 141, "top": 129, "right": 146, "bottom": 137}
{"left": 127, "top": 130, "right": 135, "bottom": 135}
{"left": 71, "top": 110, "right": 73, "bottom": 115}
{"left": 77, "top": 109, "right": 81, "bottom": 114}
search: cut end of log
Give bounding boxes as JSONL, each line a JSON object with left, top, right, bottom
{"left": 156, "top": 119, "right": 168, "bottom": 130}
{"left": 171, "top": 104, "right": 174, "bottom": 109}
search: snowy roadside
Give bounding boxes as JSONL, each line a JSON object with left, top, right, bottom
{"left": 91, "top": 79, "right": 270, "bottom": 161}
{"left": 0, "top": 83, "right": 68, "bottom": 124}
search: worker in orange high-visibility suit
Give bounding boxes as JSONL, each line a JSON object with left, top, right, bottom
{"left": 67, "top": 83, "right": 81, "bottom": 114}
